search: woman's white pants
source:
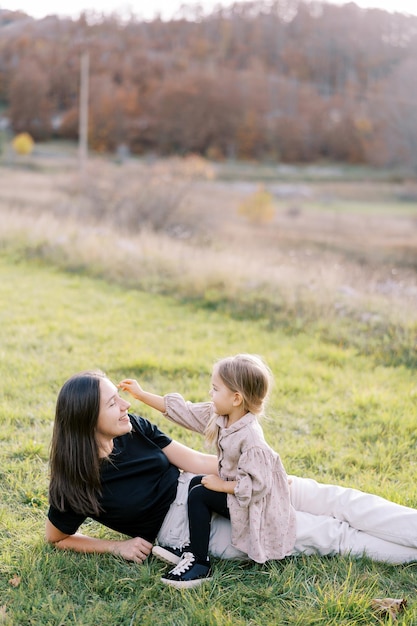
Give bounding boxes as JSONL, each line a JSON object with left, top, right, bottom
{"left": 157, "top": 473, "right": 417, "bottom": 564}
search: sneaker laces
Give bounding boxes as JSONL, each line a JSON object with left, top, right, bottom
{"left": 169, "top": 552, "right": 196, "bottom": 576}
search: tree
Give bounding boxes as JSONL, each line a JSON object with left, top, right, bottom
{"left": 8, "top": 60, "right": 52, "bottom": 140}
{"left": 144, "top": 70, "right": 240, "bottom": 157}
{"left": 88, "top": 75, "right": 138, "bottom": 152}
{"left": 371, "top": 56, "right": 417, "bottom": 175}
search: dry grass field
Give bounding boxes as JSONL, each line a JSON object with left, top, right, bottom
{"left": 1, "top": 143, "right": 416, "bottom": 355}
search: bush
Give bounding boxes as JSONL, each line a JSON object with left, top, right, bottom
{"left": 238, "top": 185, "right": 275, "bottom": 224}
{"left": 12, "top": 132, "right": 34, "bottom": 155}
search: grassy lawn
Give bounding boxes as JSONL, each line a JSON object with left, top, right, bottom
{"left": 1, "top": 255, "right": 417, "bottom": 625}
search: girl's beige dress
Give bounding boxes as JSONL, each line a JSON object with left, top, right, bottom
{"left": 164, "top": 393, "right": 297, "bottom": 563}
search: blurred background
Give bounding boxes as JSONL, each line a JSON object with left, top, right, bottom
{"left": 0, "top": 0, "right": 416, "bottom": 168}
{"left": 0, "top": 0, "right": 416, "bottom": 366}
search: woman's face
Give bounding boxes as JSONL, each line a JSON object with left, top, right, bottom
{"left": 95, "top": 377, "right": 132, "bottom": 444}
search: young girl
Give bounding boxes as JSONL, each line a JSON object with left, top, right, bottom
{"left": 119, "top": 353, "right": 297, "bottom": 588}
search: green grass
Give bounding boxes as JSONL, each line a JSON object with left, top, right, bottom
{"left": 214, "top": 160, "right": 411, "bottom": 184}
{"left": 1, "top": 255, "right": 417, "bottom": 624}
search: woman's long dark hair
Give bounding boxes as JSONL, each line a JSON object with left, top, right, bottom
{"left": 49, "top": 370, "right": 107, "bottom": 516}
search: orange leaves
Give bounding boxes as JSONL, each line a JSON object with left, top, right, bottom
{"left": 8, "top": 575, "right": 21, "bottom": 588}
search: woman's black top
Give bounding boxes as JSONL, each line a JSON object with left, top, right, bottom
{"left": 47, "top": 415, "right": 180, "bottom": 542}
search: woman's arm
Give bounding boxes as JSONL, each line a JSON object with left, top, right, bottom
{"left": 162, "top": 440, "right": 218, "bottom": 475}
{"left": 45, "top": 519, "right": 152, "bottom": 563}
{"left": 118, "top": 379, "right": 166, "bottom": 413}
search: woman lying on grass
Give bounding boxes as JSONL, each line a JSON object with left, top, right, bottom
{"left": 46, "top": 365, "right": 417, "bottom": 587}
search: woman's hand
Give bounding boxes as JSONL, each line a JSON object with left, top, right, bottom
{"left": 112, "top": 537, "right": 153, "bottom": 564}
{"left": 45, "top": 520, "right": 152, "bottom": 564}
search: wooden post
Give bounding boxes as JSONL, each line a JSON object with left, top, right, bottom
{"left": 78, "top": 51, "right": 89, "bottom": 172}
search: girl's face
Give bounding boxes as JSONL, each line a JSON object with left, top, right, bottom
{"left": 209, "top": 367, "right": 237, "bottom": 416}
{"left": 95, "top": 377, "right": 132, "bottom": 445}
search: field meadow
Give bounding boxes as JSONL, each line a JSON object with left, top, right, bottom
{"left": 1, "top": 144, "right": 417, "bottom": 624}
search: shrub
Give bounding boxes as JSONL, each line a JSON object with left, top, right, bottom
{"left": 238, "top": 185, "right": 275, "bottom": 224}
{"left": 12, "top": 132, "right": 34, "bottom": 155}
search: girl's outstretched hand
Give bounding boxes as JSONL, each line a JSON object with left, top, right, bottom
{"left": 118, "top": 378, "right": 142, "bottom": 399}
{"left": 118, "top": 382, "right": 166, "bottom": 413}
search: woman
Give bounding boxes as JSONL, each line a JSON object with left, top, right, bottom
{"left": 46, "top": 370, "right": 218, "bottom": 563}
{"left": 46, "top": 369, "right": 417, "bottom": 567}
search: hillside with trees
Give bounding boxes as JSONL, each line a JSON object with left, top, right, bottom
{"left": 0, "top": 0, "right": 416, "bottom": 169}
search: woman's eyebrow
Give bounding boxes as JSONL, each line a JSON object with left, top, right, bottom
{"left": 105, "top": 393, "right": 117, "bottom": 405}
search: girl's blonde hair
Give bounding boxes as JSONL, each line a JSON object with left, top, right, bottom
{"left": 205, "top": 353, "right": 273, "bottom": 448}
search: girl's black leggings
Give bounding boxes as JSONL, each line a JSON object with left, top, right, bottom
{"left": 187, "top": 475, "right": 230, "bottom": 563}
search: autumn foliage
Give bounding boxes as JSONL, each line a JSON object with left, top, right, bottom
{"left": 12, "top": 132, "right": 34, "bottom": 155}
{"left": 0, "top": 1, "right": 416, "bottom": 169}
{"left": 238, "top": 185, "right": 275, "bottom": 224}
